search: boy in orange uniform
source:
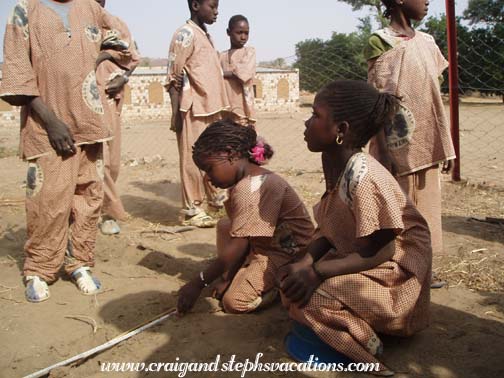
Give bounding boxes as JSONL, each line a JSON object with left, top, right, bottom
{"left": 0, "top": 0, "right": 133, "bottom": 302}
{"left": 220, "top": 15, "right": 256, "bottom": 126}
{"left": 166, "top": 0, "right": 230, "bottom": 227}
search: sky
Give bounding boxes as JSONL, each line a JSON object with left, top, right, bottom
{"left": 0, "top": 0, "right": 469, "bottom": 62}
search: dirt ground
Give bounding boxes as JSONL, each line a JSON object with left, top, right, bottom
{"left": 0, "top": 112, "right": 503, "bottom": 378}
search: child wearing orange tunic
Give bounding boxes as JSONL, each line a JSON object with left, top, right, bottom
{"left": 0, "top": 0, "right": 134, "bottom": 302}
{"left": 365, "top": 0, "right": 455, "bottom": 263}
{"left": 177, "top": 120, "right": 314, "bottom": 315}
{"left": 281, "top": 81, "right": 432, "bottom": 373}
{"left": 220, "top": 15, "right": 256, "bottom": 126}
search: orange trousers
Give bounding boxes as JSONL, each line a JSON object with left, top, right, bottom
{"left": 23, "top": 144, "right": 104, "bottom": 282}
{"left": 397, "top": 165, "right": 443, "bottom": 255}
{"left": 102, "top": 98, "right": 128, "bottom": 221}
{"left": 176, "top": 111, "right": 225, "bottom": 214}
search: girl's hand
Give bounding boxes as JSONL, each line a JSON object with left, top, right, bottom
{"left": 441, "top": 160, "right": 453, "bottom": 174}
{"left": 177, "top": 280, "right": 203, "bottom": 315}
{"left": 280, "top": 262, "right": 322, "bottom": 308}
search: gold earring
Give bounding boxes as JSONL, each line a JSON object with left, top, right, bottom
{"left": 335, "top": 136, "right": 343, "bottom": 145}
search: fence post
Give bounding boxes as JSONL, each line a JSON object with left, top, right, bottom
{"left": 445, "top": 0, "right": 461, "bottom": 181}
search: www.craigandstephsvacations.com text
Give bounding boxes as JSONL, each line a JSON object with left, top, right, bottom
{"left": 100, "top": 354, "right": 381, "bottom": 376}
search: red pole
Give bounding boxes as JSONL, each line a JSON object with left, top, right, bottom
{"left": 445, "top": 0, "right": 461, "bottom": 181}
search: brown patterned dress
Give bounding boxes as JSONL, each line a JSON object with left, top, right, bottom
{"left": 222, "top": 172, "right": 314, "bottom": 313}
{"left": 286, "top": 153, "right": 432, "bottom": 370}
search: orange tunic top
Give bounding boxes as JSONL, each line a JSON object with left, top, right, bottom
{"left": 225, "top": 172, "right": 314, "bottom": 267}
{"left": 367, "top": 29, "right": 456, "bottom": 176}
{"left": 166, "top": 20, "right": 229, "bottom": 117}
{"left": 0, "top": 0, "right": 128, "bottom": 160}
{"left": 287, "top": 152, "right": 432, "bottom": 368}
{"left": 219, "top": 46, "right": 256, "bottom": 121}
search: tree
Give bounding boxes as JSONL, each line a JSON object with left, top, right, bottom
{"left": 293, "top": 19, "right": 371, "bottom": 92}
{"left": 257, "top": 58, "right": 291, "bottom": 70}
{"left": 338, "top": 0, "right": 388, "bottom": 27}
{"left": 463, "top": 0, "right": 504, "bottom": 25}
{"left": 422, "top": 15, "right": 504, "bottom": 98}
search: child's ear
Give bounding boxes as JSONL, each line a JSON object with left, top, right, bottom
{"left": 336, "top": 121, "right": 350, "bottom": 138}
{"left": 191, "top": 0, "right": 200, "bottom": 12}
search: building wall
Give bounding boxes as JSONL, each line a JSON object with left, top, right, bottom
{"left": 0, "top": 68, "right": 300, "bottom": 127}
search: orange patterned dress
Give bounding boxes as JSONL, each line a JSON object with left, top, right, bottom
{"left": 286, "top": 152, "right": 432, "bottom": 370}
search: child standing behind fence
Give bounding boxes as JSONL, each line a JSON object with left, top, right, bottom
{"left": 364, "top": 0, "right": 455, "bottom": 268}
{"left": 220, "top": 15, "right": 256, "bottom": 126}
{"left": 177, "top": 120, "right": 314, "bottom": 315}
{"left": 166, "top": 0, "right": 229, "bottom": 227}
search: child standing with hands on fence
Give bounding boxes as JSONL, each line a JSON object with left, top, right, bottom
{"left": 166, "top": 0, "right": 229, "bottom": 228}
{"left": 365, "top": 0, "right": 456, "bottom": 269}
{"left": 220, "top": 15, "right": 256, "bottom": 126}
{"left": 281, "top": 80, "right": 432, "bottom": 373}
{"left": 177, "top": 120, "right": 314, "bottom": 315}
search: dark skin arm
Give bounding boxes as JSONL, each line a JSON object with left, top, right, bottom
{"left": 30, "top": 97, "right": 76, "bottom": 156}
{"left": 95, "top": 51, "right": 113, "bottom": 70}
{"left": 441, "top": 160, "right": 453, "bottom": 174}
{"left": 166, "top": 73, "right": 184, "bottom": 131}
{"left": 104, "top": 66, "right": 136, "bottom": 98}
{"left": 177, "top": 236, "right": 249, "bottom": 315}
{"left": 280, "top": 229, "right": 397, "bottom": 307}
{"left": 1, "top": 95, "right": 75, "bottom": 155}
{"left": 168, "top": 87, "right": 182, "bottom": 132}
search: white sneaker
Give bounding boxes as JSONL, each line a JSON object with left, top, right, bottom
{"left": 71, "top": 267, "right": 102, "bottom": 295}
{"left": 25, "top": 276, "right": 50, "bottom": 303}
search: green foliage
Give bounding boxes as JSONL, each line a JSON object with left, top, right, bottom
{"left": 337, "top": 0, "right": 388, "bottom": 27}
{"left": 294, "top": 19, "right": 371, "bottom": 92}
{"left": 422, "top": 15, "right": 504, "bottom": 95}
{"left": 464, "top": 0, "right": 504, "bottom": 25}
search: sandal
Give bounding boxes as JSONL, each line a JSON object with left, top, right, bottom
{"left": 181, "top": 211, "right": 217, "bottom": 228}
{"left": 431, "top": 272, "right": 447, "bottom": 289}
{"left": 71, "top": 267, "right": 102, "bottom": 295}
{"left": 25, "top": 276, "right": 50, "bottom": 303}
{"left": 100, "top": 219, "right": 121, "bottom": 235}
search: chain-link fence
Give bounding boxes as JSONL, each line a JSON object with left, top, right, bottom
{"left": 118, "top": 22, "right": 503, "bottom": 187}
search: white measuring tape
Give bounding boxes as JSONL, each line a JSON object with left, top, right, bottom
{"left": 23, "top": 309, "right": 178, "bottom": 378}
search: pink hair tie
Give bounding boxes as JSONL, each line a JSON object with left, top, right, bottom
{"left": 251, "top": 141, "right": 266, "bottom": 165}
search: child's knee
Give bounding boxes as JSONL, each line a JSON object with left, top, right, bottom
{"left": 221, "top": 291, "right": 261, "bottom": 314}
{"left": 216, "top": 218, "right": 231, "bottom": 234}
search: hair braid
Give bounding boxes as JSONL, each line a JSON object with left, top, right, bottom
{"left": 193, "top": 119, "right": 274, "bottom": 168}
{"left": 316, "top": 80, "right": 400, "bottom": 148}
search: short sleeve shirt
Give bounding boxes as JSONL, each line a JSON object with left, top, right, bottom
{"left": 225, "top": 172, "right": 314, "bottom": 264}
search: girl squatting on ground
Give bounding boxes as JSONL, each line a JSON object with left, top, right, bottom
{"left": 280, "top": 80, "right": 433, "bottom": 374}
{"left": 177, "top": 120, "right": 314, "bottom": 315}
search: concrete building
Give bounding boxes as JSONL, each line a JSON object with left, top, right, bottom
{"left": 0, "top": 66, "right": 300, "bottom": 127}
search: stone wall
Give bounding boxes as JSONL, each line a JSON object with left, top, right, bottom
{"left": 0, "top": 67, "right": 300, "bottom": 127}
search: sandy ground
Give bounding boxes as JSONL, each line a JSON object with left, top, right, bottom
{"left": 0, "top": 112, "right": 503, "bottom": 378}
